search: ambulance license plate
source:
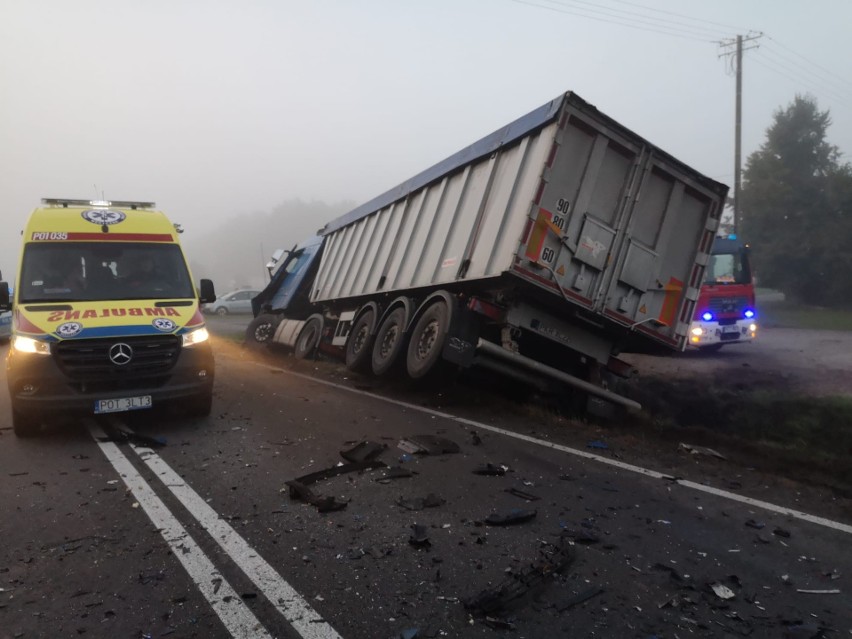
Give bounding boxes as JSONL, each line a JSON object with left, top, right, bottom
{"left": 95, "top": 395, "right": 153, "bottom": 414}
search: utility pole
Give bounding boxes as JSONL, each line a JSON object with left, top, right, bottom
{"left": 718, "top": 32, "right": 762, "bottom": 235}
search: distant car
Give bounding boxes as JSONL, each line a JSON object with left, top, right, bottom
{"left": 0, "top": 311, "right": 11, "bottom": 342}
{"left": 203, "top": 289, "right": 260, "bottom": 315}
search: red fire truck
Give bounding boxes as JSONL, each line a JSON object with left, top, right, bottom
{"left": 688, "top": 235, "right": 757, "bottom": 351}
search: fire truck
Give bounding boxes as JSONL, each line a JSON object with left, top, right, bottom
{"left": 688, "top": 235, "right": 756, "bottom": 351}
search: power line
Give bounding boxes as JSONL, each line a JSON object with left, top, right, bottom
{"left": 534, "top": 0, "right": 731, "bottom": 39}
{"left": 750, "top": 52, "right": 852, "bottom": 112}
{"left": 509, "top": 0, "right": 716, "bottom": 42}
{"left": 759, "top": 43, "right": 852, "bottom": 104}
{"left": 592, "top": 0, "right": 751, "bottom": 34}
{"left": 766, "top": 36, "right": 852, "bottom": 93}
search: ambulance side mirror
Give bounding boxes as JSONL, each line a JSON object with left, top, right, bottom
{"left": 198, "top": 279, "right": 216, "bottom": 304}
{"left": 0, "top": 281, "right": 10, "bottom": 312}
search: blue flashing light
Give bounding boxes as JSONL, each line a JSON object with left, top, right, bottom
{"left": 728, "top": 233, "right": 738, "bottom": 240}
{"left": 744, "top": 309, "right": 755, "bottom": 319}
{"left": 701, "top": 311, "right": 714, "bottom": 322}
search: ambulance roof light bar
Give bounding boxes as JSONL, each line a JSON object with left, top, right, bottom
{"left": 42, "top": 198, "right": 156, "bottom": 209}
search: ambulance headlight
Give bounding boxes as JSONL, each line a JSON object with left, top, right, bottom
{"left": 182, "top": 327, "right": 210, "bottom": 347}
{"left": 12, "top": 335, "right": 52, "bottom": 355}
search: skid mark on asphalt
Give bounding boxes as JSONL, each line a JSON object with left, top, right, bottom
{"left": 92, "top": 421, "right": 344, "bottom": 639}
{"left": 90, "top": 424, "right": 272, "bottom": 638}
{"left": 261, "top": 363, "right": 852, "bottom": 537}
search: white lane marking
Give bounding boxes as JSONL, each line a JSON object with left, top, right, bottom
{"left": 129, "top": 443, "right": 343, "bottom": 639}
{"left": 90, "top": 425, "right": 272, "bottom": 639}
{"left": 258, "top": 363, "right": 852, "bottom": 536}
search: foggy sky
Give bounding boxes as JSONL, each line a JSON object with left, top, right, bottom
{"left": 2, "top": 0, "right": 851, "bottom": 288}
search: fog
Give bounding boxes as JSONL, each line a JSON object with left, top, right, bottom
{"left": 2, "top": 1, "right": 850, "bottom": 290}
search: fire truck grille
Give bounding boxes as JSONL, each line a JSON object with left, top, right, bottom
{"left": 706, "top": 296, "right": 749, "bottom": 316}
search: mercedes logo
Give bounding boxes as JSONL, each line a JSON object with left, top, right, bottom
{"left": 109, "top": 342, "right": 133, "bottom": 366}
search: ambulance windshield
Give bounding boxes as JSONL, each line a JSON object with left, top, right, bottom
{"left": 19, "top": 242, "right": 195, "bottom": 303}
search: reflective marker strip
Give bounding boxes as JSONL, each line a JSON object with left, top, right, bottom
{"left": 90, "top": 426, "right": 272, "bottom": 638}
{"left": 264, "top": 364, "right": 852, "bottom": 537}
{"left": 130, "top": 445, "right": 343, "bottom": 639}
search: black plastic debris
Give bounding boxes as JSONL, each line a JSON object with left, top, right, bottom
{"left": 397, "top": 493, "right": 446, "bottom": 511}
{"left": 557, "top": 586, "right": 604, "bottom": 611}
{"left": 398, "top": 435, "right": 460, "bottom": 456}
{"left": 285, "top": 459, "right": 385, "bottom": 512}
{"left": 473, "top": 463, "right": 507, "bottom": 476}
{"left": 99, "top": 427, "right": 166, "bottom": 448}
{"left": 409, "top": 524, "right": 431, "bottom": 548}
{"left": 773, "top": 527, "right": 792, "bottom": 538}
{"left": 485, "top": 509, "right": 536, "bottom": 526}
{"left": 504, "top": 487, "right": 540, "bottom": 501}
{"left": 782, "top": 621, "right": 828, "bottom": 638}
{"left": 465, "top": 541, "right": 575, "bottom": 615}
{"left": 470, "top": 431, "right": 482, "bottom": 446}
{"left": 340, "top": 441, "right": 386, "bottom": 463}
{"left": 560, "top": 529, "right": 600, "bottom": 545}
{"left": 483, "top": 616, "right": 516, "bottom": 630}
{"left": 376, "top": 466, "right": 416, "bottom": 483}
{"left": 745, "top": 519, "right": 766, "bottom": 530}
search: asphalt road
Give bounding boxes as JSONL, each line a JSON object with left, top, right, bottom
{"left": 1, "top": 316, "right": 851, "bottom": 638}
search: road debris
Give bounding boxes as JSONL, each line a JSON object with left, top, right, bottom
{"left": 710, "top": 582, "right": 736, "bottom": 600}
{"left": 464, "top": 540, "right": 575, "bottom": 616}
{"left": 409, "top": 524, "right": 431, "bottom": 548}
{"left": 284, "top": 455, "right": 386, "bottom": 512}
{"left": 340, "top": 440, "right": 386, "bottom": 463}
{"left": 398, "top": 435, "right": 460, "bottom": 456}
{"left": 556, "top": 586, "right": 604, "bottom": 611}
{"left": 473, "top": 463, "right": 508, "bottom": 476}
{"left": 586, "top": 440, "right": 609, "bottom": 450}
{"left": 795, "top": 589, "right": 840, "bottom": 595}
{"left": 376, "top": 466, "right": 416, "bottom": 483}
{"left": 485, "top": 509, "right": 536, "bottom": 526}
{"left": 504, "top": 487, "right": 540, "bottom": 501}
{"left": 678, "top": 442, "right": 726, "bottom": 460}
{"left": 397, "top": 494, "right": 446, "bottom": 511}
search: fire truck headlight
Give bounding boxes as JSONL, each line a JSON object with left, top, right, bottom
{"left": 691, "top": 326, "right": 704, "bottom": 336}
{"left": 749, "top": 323, "right": 757, "bottom": 333}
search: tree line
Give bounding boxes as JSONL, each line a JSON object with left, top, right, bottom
{"left": 741, "top": 95, "right": 852, "bottom": 308}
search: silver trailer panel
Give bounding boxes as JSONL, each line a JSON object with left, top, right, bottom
{"left": 312, "top": 92, "right": 724, "bottom": 352}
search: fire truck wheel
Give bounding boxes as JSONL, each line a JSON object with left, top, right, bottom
{"left": 698, "top": 344, "right": 724, "bottom": 353}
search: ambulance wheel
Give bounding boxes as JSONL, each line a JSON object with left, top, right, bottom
{"left": 294, "top": 317, "right": 322, "bottom": 359}
{"left": 406, "top": 299, "right": 450, "bottom": 379}
{"left": 371, "top": 308, "right": 407, "bottom": 376}
{"left": 245, "top": 314, "right": 277, "bottom": 349}
{"left": 12, "top": 408, "right": 40, "bottom": 438}
{"left": 345, "top": 310, "right": 375, "bottom": 372}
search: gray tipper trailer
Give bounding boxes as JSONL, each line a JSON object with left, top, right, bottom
{"left": 249, "top": 91, "right": 727, "bottom": 411}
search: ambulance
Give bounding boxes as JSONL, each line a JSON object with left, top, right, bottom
{"left": 0, "top": 199, "right": 216, "bottom": 436}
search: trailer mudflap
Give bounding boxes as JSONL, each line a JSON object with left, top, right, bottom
{"left": 442, "top": 305, "right": 480, "bottom": 368}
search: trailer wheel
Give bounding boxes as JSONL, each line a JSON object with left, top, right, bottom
{"left": 345, "top": 310, "right": 375, "bottom": 372}
{"left": 245, "top": 314, "right": 277, "bottom": 349}
{"left": 294, "top": 317, "right": 322, "bottom": 359}
{"left": 406, "top": 299, "right": 449, "bottom": 379}
{"left": 371, "top": 307, "right": 406, "bottom": 376}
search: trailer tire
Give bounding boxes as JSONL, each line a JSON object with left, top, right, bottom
{"left": 294, "top": 317, "right": 322, "bottom": 359}
{"left": 245, "top": 314, "right": 277, "bottom": 349}
{"left": 345, "top": 310, "right": 375, "bottom": 372}
{"left": 371, "top": 307, "right": 407, "bottom": 376}
{"left": 406, "top": 299, "right": 449, "bottom": 379}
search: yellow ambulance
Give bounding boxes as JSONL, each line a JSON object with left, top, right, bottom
{"left": 0, "top": 199, "right": 216, "bottom": 436}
